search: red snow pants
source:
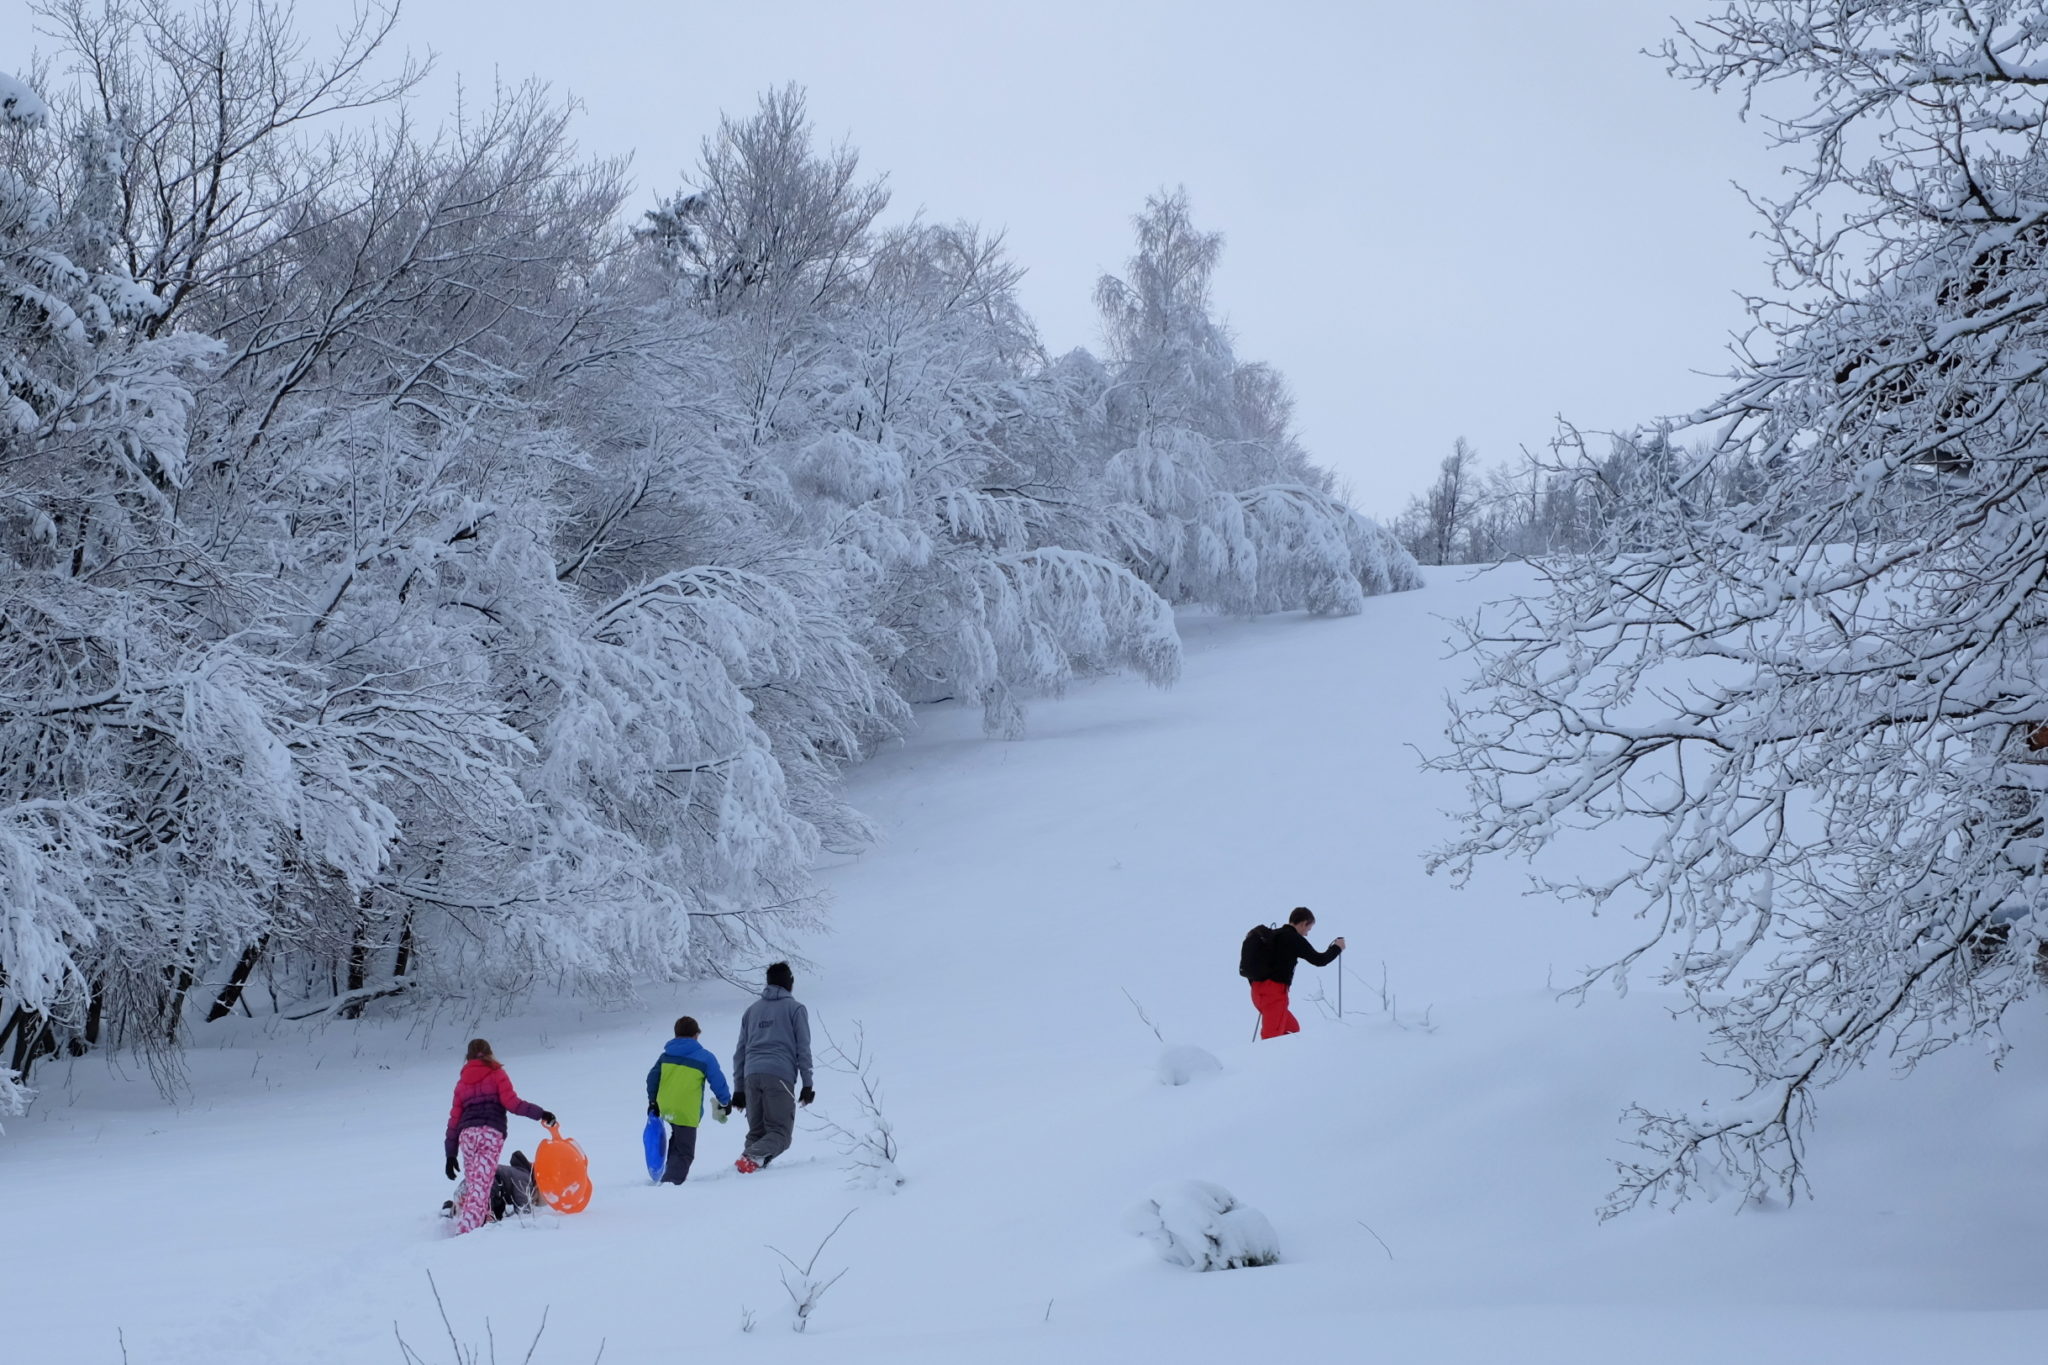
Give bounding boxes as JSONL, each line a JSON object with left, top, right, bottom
{"left": 1250, "top": 980, "right": 1299, "bottom": 1039}
{"left": 454, "top": 1126, "right": 505, "bottom": 1234}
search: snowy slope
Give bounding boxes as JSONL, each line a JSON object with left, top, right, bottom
{"left": 8, "top": 565, "right": 2047, "bottom": 1364}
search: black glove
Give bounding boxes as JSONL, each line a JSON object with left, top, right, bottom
{"left": 445, "top": 1154, "right": 459, "bottom": 1181}
{"left": 731, "top": 1091, "right": 745, "bottom": 1111}
{"left": 799, "top": 1086, "right": 815, "bottom": 1106}
{"left": 647, "top": 1101, "right": 659, "bottom": 1117}
{"left": 538, "top": 1109, "right": 556, "bottom": 1127}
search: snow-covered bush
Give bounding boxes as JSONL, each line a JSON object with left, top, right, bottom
{"left": 1127, "top": 1181, "right": 1279, "bottom": 1270}
{"left": 1154, "top": 1044, "right": 1222, "bottom": 1087}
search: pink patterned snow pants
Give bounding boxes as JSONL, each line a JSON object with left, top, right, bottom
{"left": 454, "top": 1126, "right": 505, "bottom": 1235}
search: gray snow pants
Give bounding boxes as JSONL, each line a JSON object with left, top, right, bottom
{"left": 741, "top": 1074, "right": 797, "bottom": 1164}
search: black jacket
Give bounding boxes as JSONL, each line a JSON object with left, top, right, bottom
{"left": 490, "top": 1153, "right": 536, "bottom": 1220}
{"left": 1259, "top": 928, "right": 1341, "bottom": 987}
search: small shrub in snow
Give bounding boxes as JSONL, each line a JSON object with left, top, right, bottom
{"left": 393, "top": 1271, "right": 597, "bottom": 1364}
{"left": 1127, "top": 1181, "right": 1279, "bottom": 1271}
{"left": 768, "top": 1209, "right": 856, "bottom": 1333}
{"left": 1123, "top": 994, "right": 1221, "bottom": 1086}
{"left": 810, "top": 1021, "right": 903, "bottom": 1190}
{"left": 1154, "top": 1043, "right": 1222, "bottom": 1087}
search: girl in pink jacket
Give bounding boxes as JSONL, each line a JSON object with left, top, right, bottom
{"left": 443, "top": 1039, "right": 554, "bottom": 1234}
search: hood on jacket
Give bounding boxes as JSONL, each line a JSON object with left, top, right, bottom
{"left": 662, "top": 1036, "right": 710, "bottom": 1062}
{"left": 760, "top": 985, "right": 792, "bottom": 1001}
{"left": 459, "top": 1058, "right": 501, "bottom": 1083}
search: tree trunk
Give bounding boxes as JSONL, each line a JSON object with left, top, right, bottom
{"left": 67, "top": 979, "right": 104, "bottom": 1056}
{"left": 392, "top": 915, "right": 415, "bottom": 980}
{"left": 163, "top": 963, "right": 195, "bottom": 1046}
{"left": 206, "top": 939, "right": 269, "bottom": 1022}
{"left": 6, "top": 1007, "right": 59, "bottom": 1084}
{"left": 345, "top": 925, "right": 371, "bottom": 995}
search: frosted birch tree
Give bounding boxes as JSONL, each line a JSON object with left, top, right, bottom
{"left": 1434, "top": 0, "right": 2048, "bottom": 1213}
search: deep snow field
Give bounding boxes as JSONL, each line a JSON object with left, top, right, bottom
{"left": 8, "top": 564, "right": 2047, "bottom": 1364}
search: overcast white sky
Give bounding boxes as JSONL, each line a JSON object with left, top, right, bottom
{"left": 5, "top": 0, "right": 1787, "bottom": 517}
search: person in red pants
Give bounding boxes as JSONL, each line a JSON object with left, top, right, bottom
{"left": 1244, "top": 907, "right": 1344, "bottom": 1038}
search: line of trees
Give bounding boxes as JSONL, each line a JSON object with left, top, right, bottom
{"left": 1391, "top": 429, "right": 1773, "bottom": 567}
{"left": 0, "top": 1, "right": 1415, "bottom": 1111}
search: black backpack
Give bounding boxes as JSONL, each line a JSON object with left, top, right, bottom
{"left": 1239, "top": 924, "right": 1276, "bottom": 980}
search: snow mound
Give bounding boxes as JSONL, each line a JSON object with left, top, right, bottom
{"left": 1127, "top": 1180, "right": 1279, "bottom": 1271}
{"left": 1155, "top": 1043, "right": 1222, "bottom": 1086}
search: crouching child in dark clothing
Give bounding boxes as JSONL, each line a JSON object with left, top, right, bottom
{"left": 646, "top": 1016, "right": 732, "bottom": 1184}
{"left": 439, "top": 1149, "right": 535, "bottom": 1223}
{"left": 492, "top": 1151, "right": 536, "bottom": 1220}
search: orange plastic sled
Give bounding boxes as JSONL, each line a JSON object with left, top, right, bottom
{"left": 533, "top": 1123, "right": 592, "bottom": 1213}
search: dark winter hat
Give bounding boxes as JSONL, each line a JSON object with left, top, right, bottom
{"left": 674, "top": 1015, "right": 700, "bottom": 1038}
{"left": 766, "top": 961, "right": 795, "bottom": 990}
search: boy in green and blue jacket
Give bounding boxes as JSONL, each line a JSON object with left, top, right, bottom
{"left": 645, "top": 1016, "right": 733, "bottom": 1183}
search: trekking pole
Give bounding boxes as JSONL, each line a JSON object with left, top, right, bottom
{"left": 1337, "top": 958, "right": 1344, "bottom": 1018}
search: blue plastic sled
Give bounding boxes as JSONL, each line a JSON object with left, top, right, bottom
{"left": 643, "top": 1113, "right": 666, "bottom": 1182}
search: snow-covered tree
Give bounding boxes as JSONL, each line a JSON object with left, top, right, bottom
{"left": 1091, "top": 189, "right": 1416, "bottom": 613}
{"left": 645, "top": 100, "right": 1193, "bottom": 738}
{"left": 643, "top": 83, "right": 887, "bottom": 318}
{"left": 1434, "top": 0, "right": 2048, "bottom": 1213}
{"left": 0, "top": 54, "right": 362, "bottom": 1091}
{"left": 1394, "top": 439, "right": 1479, "bottom": 566}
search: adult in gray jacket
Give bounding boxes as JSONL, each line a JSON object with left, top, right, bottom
{"left": 730, "top": 961, "right": 814, "bottom": 1173}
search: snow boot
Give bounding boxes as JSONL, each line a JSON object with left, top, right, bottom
{"left": 735, "top": 1155, "right": 759, "bottom": 1174}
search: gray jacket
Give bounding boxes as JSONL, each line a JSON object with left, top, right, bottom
{"left": 732, "top": 985, "right": 813, "bottom": 1089}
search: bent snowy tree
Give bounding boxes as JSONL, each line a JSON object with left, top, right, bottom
{"left": 1433, "top": 0, "right": 2048, "bottom": 1214}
